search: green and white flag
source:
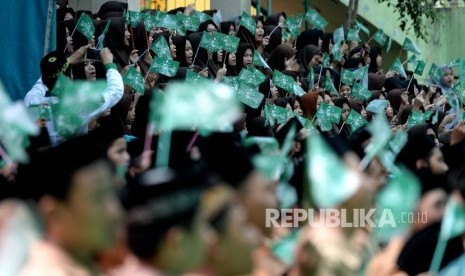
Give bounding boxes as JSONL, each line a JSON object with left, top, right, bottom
{"left": 96, "top": 20, "right": 111, "bottom": 49}
{"left": 402, "top": 37, "right": 421, "bottom": 55}
{"left": 346, "top": 28, "right": 361, "bottom": 42}
{"left": 307, "top": 134, "right": 361, "bottom": 208}
{"left": 304, "top": 8, "right": 328, "bottom": 30}
{"left": 151, "top": 36, "right": 172, "bottom": 60}
{"left": 185, "top": 69, "right": 207, "bottom": 84}
{"left": 285, "top": 16, "right": 302, "bottom": 38}
{"left": 354, "top": 20, "right": 370, "bottom": 35}
{"left": 414, "top": 60, "right": 426, "bottom": 76}
{"left": 429, "top": 63, "right": 443, "bottom": 85}
{"left": 123, "top": 66, "right": 145, "bottom": 94}
{"left": 390, "top": 57, "right": 407, "bottom": 79}
{"left": 220, "top": 33, "right": 240, "bottom": 53}
{"left": 373, "top": 29, "right": 387, "bottom": 46}
{"left": 296, "top": 115, "right": 319, "bottom": 135}
{"left": 315, "top": 102, "right": 342, "bottom": 125}
{"left": 143, "top": 13, "right": 158, "bottom": 32}
{"left": 149, "top": 56, "right": 179, "bottom": 77}
{"left": 360, "top": 114, "right": 392, "bottom": 169}
{"left": 176, "top": 12, "right": 200, "bottom": 32}
{"left": 199, "top": 31, "right": 224, "bottom": 53}
{"left": 341, "top": 68, "right": 355, "bottom": 85}
{"left": 366, "top": 99, "right": 388, "bottom": 114}
{"left": 76, "top": 13, "right": 95, "bottom": 40}
{"left": 150, "top": 80, "right": 241, "bottom": 131}
{"left": 239, "top": 67, "right": 266, "bottom": 87}
{"left": 191, "top": 10, "right": 213, "bottom": 23}
{"left": 264, "top": 103, "right": 294, "bottom": 127}
{"left": 236, "top": 83, "right": 264, "bottom": 108}
{"left": 307, "top": 68, "right": 315, "bottom": 90}
{"left": 128, "top": 11, "right": 143, "bottom": 27}
{"left": 272, "top": 70, "right": 294, "bottom": 92}
{"left": 324, "top": 76, "right": 338, "bottom": 96}
{"left": 333, "top": 26, "right": 345, "bottom": 44}
{"left": 252, "top": 51, "right": 270, "bottom": 69}
{"left": 345, "top": 109, "right": 367, "bottom": 133}
{"left": 156, "top": 13, "right": 180, "bottom": 30}
{"left": 351, "top": 82, "right": 372, "bottom": 101}
{"left": 389, "top": 131, "right": 408, "bottom": 155}
{"left": 240, "top": 11, "right": 256, "bottom": 35}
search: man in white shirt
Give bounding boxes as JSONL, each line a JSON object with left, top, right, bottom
{"left": 24, "top": 45, "right": 124, "bottom": 145}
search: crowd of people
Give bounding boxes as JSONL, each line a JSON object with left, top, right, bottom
{"left": 1, "top": 0, "right": 465, "bottom": 275}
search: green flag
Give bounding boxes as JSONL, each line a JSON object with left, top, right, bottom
{"left": 333, "top": 26, "right": 345, "bottom": 44}
{"left": 75, "top": 13, "right": 95, "bottom": 40}
{"left": 414, "top": 60, "right": 426, "bottom": 76}
{"left": 252, "top": 51, "right": 270, "bottom": 69}
{"left": 346, "top": 28, "right": 361, "bottom": 42}
{"left": 406, "top": 54, "right": 417, "bottom": 64}
{"left": 315, "top": 102, "right": 342, "bottom": 124}
{"left": 402, "top": 37, "right": 421, "bottom": 55}
{"left": 341, "top": 68, "right": 355, "bottom": 85}
{"left": 243, "top": 136, "right": 280, "bottom": 154}
{"left": 123, "top": 66, "right": 145, "bottom": 94}
{"left": 149, "top": 56, "right": 179, "bottom": 77}
{"left": 429, "top": 63, "right": 443, "bottom": 85}
{"left": 150, "top": 80, "right": 241, "bottom": 131}
{"left": 191, "top": 10, "right": 213, "bottom": 23}
{"left": 324, "top": 76, "right": 338, "bottom": 96}
{"left": 128, "top": 11, "right": 143, "bottom": 27}
{"left": 375, "top": 166, "right": 421, "bottom": 243}
{"left": 345, "top": 109, "right": 367, "bottom": 132}
{"left": 143, "top": 13, "right": 158, "bottom": 32}
{"left": 360, "top": 114, "right": 392, "bottom": 169}
{"left": 236, "top": 83, "right": 264, "bottom": 108}
{"left": 366, "top": 99, "right": 388, "bottom": 114}
{"left": 390, "top": 57, "right": 407, "bottom": 78}
{"left": 239, "top": 67, "right": 266, "bottom": 87}
{"left": 222, "top": 76, "right": 240, "bottom": 92}
{"left": 265, "top": 103, "right": 294, "bottom": 126}
{"left": 307, "top": 134, "right": 361, "bottom": 208}
{"left": 331, "top": 41, "right": 343, "bottom": 62}
{"left": 389, "top": 131, "right": 408, "bottom": 155}
{"left": 385, "top": 36, "right": 392, "bottom": 53}
{"left": 351, "top": 82, "right": 372, "bottom": 101}
{"left": 373, "top": 29, "right": 387, "bottom": 46}
{"left": 296, "top": 115, "right": 319, "bottom": 135}
{"left": 307, "top": 68, "right": 315, "bottom": 90}
{"left": 240, "top": 11, "right": 256, "bottom": 35}
{"left": 156, "top": 13, "right": 180, "bottom": 30}
{"left": 97, "top": 20, "right": 111, "bottom": 49}
{"left": 176, "top": 12, "right": 200, "bottom": 32}
{"left": 459, "top": 59, "right": 465, "bottom": 81}
{"left": 322, "top": 53, "right": 330, "bottom": 68}
{"left": 271, "top": 230, "right": 299, "bottom": 266}
{"left": 304, "top": 9, "right": 328, "bottom": 30}
{"left": 440, "top": 198, "right": 465, "bottom": 241}
{"left": 285, "top": 16, "right": 301, "bottom": 38}
{"left": 272, "top": 70, "right": 294, "bottom": 92}
{"left": 151, "top": 36, "right": 172, "bottom": 60}
{"left": 199, "top": 31, "right": 224, "bottom": 52}
{"left": 220, "top": 33, "right": 240, "bottom": 53}
{"left": 293, "top": 83, "right": 306, "bottom": 97}
{"left": 185, "top": 69, "right": 207, "bottom": 84}
{"left": 408, "top": 111, "right": 427, "bottom": 128}
{"left": 354, "top": 20, "right": 370, "bottom": 35}
{"left": 252, "top": 153, "right": 286, "bottom": 182}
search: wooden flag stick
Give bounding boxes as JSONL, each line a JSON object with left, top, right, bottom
{"left": 130, "top": 27, "right": 136, "bottom": 50}
{"left": 337, "top": 121, "right": 346, "bottom": 135}
{"left": 192, "top": 44, "right": 201, "bottom": 65}
{"left": 223, "top": 51, "right": 228, "bottom": 67}
{"left": 63, "top": 16, "right": 82, "bottom": 53}
{"left": 269, "top": 25, "right": 280, "bottom": 37}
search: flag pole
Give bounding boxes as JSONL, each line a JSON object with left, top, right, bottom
{"left": 192, "top": 44, "right": 201, "bottom": 65}
{"left": 64, "top": 16, "right": 83, "bottom": 53}
{"left": 269, "top": 25, "right": 280, "bottom": 36}
{"left": 366, "top": 33, "right": 375, "bottom": 45}
{"left": 223, "top": 51, "right": 228, "bottom": 67}
{"left": 337, "top": 121, "right": 346, "bottom": 134}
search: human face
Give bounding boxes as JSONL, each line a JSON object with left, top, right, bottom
{"left": 308, "top": 54, "right": 322, "bottom": 68}
{"left": 243, "top": 49, "right": 253, "bottom": 66}
{"left": 427, "top": 147, "right": 449, "bottom": 175}
{"left": 270, "top": 81, "right": 279, "bottom": 99}
{"left": 318, "top": 36, "right": 323, "bottom": 49}
{"left": 206, "top": 23, "right": 217, "bottom": 33}
{"left": 64, "top": 12, "right": 74, "bottom": 21}
{"left": 416, "top": 189, "right": 447, "bottom": 231}
{"left": 107, "top": 137, "right": 130, "bottom": 167}
{"left": 278, "top": 15, "right": 285, "bottom": 28}
{"left": 56, "top": 161, "right": 122, "bottom": 253}
{"left": 240, "top": 171, "right": 278, "bottom": 237}
{"left": 169, "top": 37, "right": 177, "bottom": 59}
{"left": 324, "top": 94, "right": 333, "bottom": 105}
{"left": 228, "top": 24, "right": 236, "bottom": 36}
{"left": 185, "top": 40, "right": 193, "bottom": 65}
{"left": 341, "top": 103, "right": 350, "bottom": 121}
{"left": 294, "top": 101, "right": 303, "bottom": 116}
{"left": 214, "top": 203, "right": 260, "bottom": 275}
{"left": 65, "top": 27, "right": 73, "bottom": 53}
{"left": 442, "top": 68, "right": 454, "bottom": 88}
{"left": 124, "top": 25, "right": 130, "bottom": 47}
{"left": 228, "top": 53, "right": 236, "bottom": 66}
{"left": 340, "top": 85, "right": 351, "bottom": 98}
{"left": 255, "top": 21, "right": 264, "bottom": 43}
{"left": 385, "top": 104, "right": 394, "bottom": 118}
{"left": 126, "top": 100, "right": 136, "bottom": 126}
{"left": 360, "top": 106, "right": 368, "bottom": 119}
{"left": 376, "top": 55, "right": 382, "bottom": 68}
{"left": 84, "top": 60, "right": 96, "bottom": 81}
{"left": 217, "top": 50, "right": 224, "bottom": 63}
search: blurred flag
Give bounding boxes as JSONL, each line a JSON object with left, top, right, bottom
{"left": 123, "top": 66, "right": 145, "bottom": 94}
{"left": 149, "top": 56, "right": 180, "bottom": 77}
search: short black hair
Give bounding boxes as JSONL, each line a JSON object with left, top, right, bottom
{"left": 16, "top": 135, "right": 110, "bottom": 201}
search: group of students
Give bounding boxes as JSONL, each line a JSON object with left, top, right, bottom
{"left": 1, "top": 0, "right": 465, "bottom": 275}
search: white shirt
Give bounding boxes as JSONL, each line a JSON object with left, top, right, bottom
{"left": 24, "top": 66, "right": 124, "bottom": 145}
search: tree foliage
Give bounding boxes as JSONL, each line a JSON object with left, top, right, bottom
{"left": 375, "top": 0, "right": 439, "bottom": 42}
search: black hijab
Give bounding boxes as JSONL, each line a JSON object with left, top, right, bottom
{"left": 104, "top": 17, "right": 130, "bottom": 69}
{"left": 97, "top": 1, "right": 127, "bottom": 19}
{"left": 297, "top": 45, "right": 322, "bottom": 74}
{"left": 188, "top": 32, "right": 209, "bottom": 69}
{"left": 171, "top": 36, "right": 188, "bottom": 67}
{"left": 296, "top": 29, "right": 322, "bottom": 52}
{"left": 265, "top": 12, "right": 286, "bottom": 26}
{"left": 235, "top": 43, "right": 254, "bottom": 72}
{"left": 368, "top": 47, "right": 381, "bottom": 73}
{"left": 264, "top": 25, "right": 282, "bottom": 57}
